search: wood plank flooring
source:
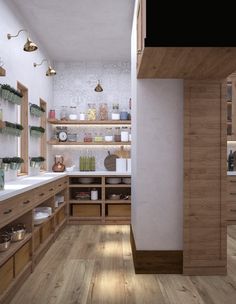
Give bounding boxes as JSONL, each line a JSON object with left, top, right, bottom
{"left": 9, "top": 225, "right": 236, "bottom": 304}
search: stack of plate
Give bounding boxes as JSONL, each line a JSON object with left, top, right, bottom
{"left": 34, "top": 207, "right": 52, "bottom": 225}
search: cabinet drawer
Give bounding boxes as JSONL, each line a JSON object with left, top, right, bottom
{"left": 228, "top": 202, "right": 236, "bottom": 221}
{"left": 0, "top": 257, "right": 14, "bottom": 295}
{"left": 15, "top": 242, "right": 31, "bottom": 276}
{"left": 56, "top": 207, "right": 66, "bottom": 225}
{"left": 0, "top": 198, "right": 20, "bottom": 228}
{"left": 40, "top": 220, "right": 53, "bottom": 243}
{"left": 107, "top": 204, "right": 131, "bottom": 217}
{"left": 72, "top": 204, "right": 101, "bottom": 217}
{"left": 18, "top": 191, "right": 35, "bottom": 213}
{"left": 34, "top": 183, "right": 55, "bottom": 203}
{"left": 55, "top": 178, "right": 68, "bottom": 193}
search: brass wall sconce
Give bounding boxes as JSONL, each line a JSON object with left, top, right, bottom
{"left": 33, "top": 59, "right": 56, "bottom": 76}
{"left": 94, "top": 80, "right": 103, "bottom": 92}
{"left": 7, "top": 29, "right": 38, "bottom": 52}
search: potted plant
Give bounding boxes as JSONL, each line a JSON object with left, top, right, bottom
{"left": 30, "top": 156, "right": 45, "bottom": 168}
{"left": 1, "top": 84, "right": 11, "bottom": 100}
{"left": 30, "top": 126, "right": 45, "bottom": 137}
{"left": 1, "top": 158, "right": 12, "bottom": 171}
{"left": 30, "top": 104, "right": 45, "bottom": 117}
{"left": 10, "top": 157, "right": 24, "bottom": 170}
{"left": 15, "top": 123, "right": 24, "bottom": 137}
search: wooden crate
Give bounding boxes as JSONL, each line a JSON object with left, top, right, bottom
{"left": 14, "top": 242, "right": 31, "bottom": 276}
{"left": 107, "top": 204, "right": 131, "bottom": 217}
{"left": 40, "top": 220, "right": 53, "bottom": 243}
{"left": 72, "top": 204, "right": 101, "bottom": 217}
{"left": 0, "top": 257, "right": 14, "bottom": 295}
{"left": 56, "top": 207, "right": 66, "bottom": 225}
{"left": 33, "top": 229, "right": 41, "bottom": 252}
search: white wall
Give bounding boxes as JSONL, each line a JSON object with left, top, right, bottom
{"left": 49, "top": 61, "right": 131, "bottom": 170}
{"left": 131, "top": 0, "right": 183, "bottom": 250}
{"left": 0, "top": 0, "right": 53, "bottom": 179}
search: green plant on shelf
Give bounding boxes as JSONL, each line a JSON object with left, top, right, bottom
{"left": 30, "top": 156, "right": 45, "bottom": 168}
{"left": 30, "top": 103, "right": 45, "bottom": 117}
{"left": 30, "top": 126, "right": 45, "bottom": 137}
{"left": 1, "top": 157, "right": 24, "bottom": 171}
{"left": 0, "top": 121, "right": 24, "bottom": 136}
{"left": 0, "top": 83, "right": 23, "bottom": 105}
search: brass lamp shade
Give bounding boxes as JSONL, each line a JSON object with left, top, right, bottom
{"left": 23, "top": 38, "right": 38, "bottom": 52}
{"left": 46, "top": 66, "right": 56, "bottom": 76}
{"left": 95, "top": 81, "right": 103, "bottom": 92}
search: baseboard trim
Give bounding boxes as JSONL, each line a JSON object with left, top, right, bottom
{"left": 130, "top": 225, "right": 183, "bottom": 274}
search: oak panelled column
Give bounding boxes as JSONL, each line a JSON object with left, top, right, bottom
{"left": 183, "top": 80, "right": 227, "bottom": 275}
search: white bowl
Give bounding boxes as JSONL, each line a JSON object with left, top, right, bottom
{"left": 106, "top": 177, "right": 122, "bottom": 184}
{"left": 66, "top": 165, "right": 75, "bottom": 172}
{"left": 122, "top": 177, "right": 131, "bottom": 184}
{"left": 78, "top": 177, "right": 95, "bottom": 184}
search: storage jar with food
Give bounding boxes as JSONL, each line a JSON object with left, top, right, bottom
{"left": 69, "top": 106, "right": 78, "bottom": 120}
{"left": 121, "top": 127, "right": 129, "bottom": 142}
{"left": 105, "top": 127, "right": 113, "bottom": 142}
{"left": 60, "top": 106, "right": 68, "bottom": 120}
{"left": 111, "top": 103, "right": 120, "bottom": 120}
{"left": 87, "top": 103, "right": 96, "bottom": 120}
{"left": 114, "top": 127, "right": 121, "bottom": 142}
{"left": 99, "top": 103, "right": 108, "bottom": 120}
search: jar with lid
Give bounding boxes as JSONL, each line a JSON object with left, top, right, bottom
{"left": 49, "top": 109, "right": 55, "bottom": 119}
{"left": 121, "top": 127, "right": 129, "bottom": 142}
{"left": 84, "top": 132, "right": 93, "bottom": 142}
{"left": 99, "top": 103, "right": 108, "bottom": 120}
{"left": 111, "top": 103, "right": 120, "bottom": 120}
{"left": 69, "top": 106, "right": 78, "bottom": 120}
{"left": 87, "top": 103, "right": 96, "bottom": 120}
{"left": 105, "top": 127, "right": 113, "bottom": 142}
{"left": 60, "top": 106, "right": 68, "bottom": 120}
{"left": 114, "top": 127, "right": 121, "bottom": 142}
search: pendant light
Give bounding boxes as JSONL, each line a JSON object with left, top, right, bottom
{"left": 33, "top": 59, "right": 56, "bottom": 76}
{"left": 94, "top": 80, "right": 103, "bottom": 92}
{"left": 7, "top": 29, "right": 38, "bottom": 52}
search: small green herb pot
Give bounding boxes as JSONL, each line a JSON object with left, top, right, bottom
{"left": 10, "top": 162, "right": 18, "bottom": 170}
{"left": 1, "top": 163, "right": 10, "bottom": 171}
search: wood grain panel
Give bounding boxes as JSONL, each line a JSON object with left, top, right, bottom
{"left": 138, "top": 47, "right": 236, "bottom": 79}
{"left": 130, "top": 226, "right": 183, "bottom": 274}
{"left": 40, "top": 99, "right": 47, "bottom": 171}
{"left": 183, "top": 80, "right": 227, "bottom": 275}
{"left": 0, "top": 67, "right": 6, "bottom": 76}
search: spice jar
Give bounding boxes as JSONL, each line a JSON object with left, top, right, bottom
{"left": 84, "top": 132, "right": 93, "bottom": 142}
{"left": 114, "top": 127, "right": 121, "bottom": 142}
{"left": 99, "top": 103, "right": 108, "bottom": 120}
{"left": 87, "top": 103, "right": 96, "bottom": 120}
{"left": 111, "top": 103, "right": 120, "bottom": 120}
{"left": 49, "top": 109, "right": 55, "bottom": 119}
{"left": 79, "top": 112, "right": 86, "bottom": 120}
{"left": 121, "top": 127, "right": 129, "bottom": 142}
{"left": 105, "top": 127, "right": 113, "bottom": 142}
{"left": 60, "top": 106, "right": 68, "bottom": 120}
{"left": 69, "top": 106, "right": 77, "bottom": 120}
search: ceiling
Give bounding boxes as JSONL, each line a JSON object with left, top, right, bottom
{"left": 9, "top": 0, "right": 135, "bottom": 61}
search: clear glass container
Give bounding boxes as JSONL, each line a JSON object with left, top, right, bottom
{"left": 114, "top": 127, "right": 121, "bottom": 142}
{"left": 87, "top": 103, "right": 96, "bottom": 120}
{"left": 84, "top": 132, "right": 93, "bottom": 142}
{"left": 111, "top": 103, "right": 120, "bottom": 120}
{"left": 105, "top": 127, "right": 113, "bottom": 142}
{"left": 60, "top": 106, "right": 68, "bottom": 120}
{"left": 99, "top": 103, "right": 108, "bottom": 120}
{"left": 121, "top": 126, "right": 129, "bottom": 142}
{"left": 69, "top": 106, "right": 77, "bottom": 120}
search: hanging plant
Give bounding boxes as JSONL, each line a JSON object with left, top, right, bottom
{"left": 30, "top": 126, "right": 45, "bottom": 137}
{"left": 0, "top": 84, "right": 22, "bottom": 104}
{"left": 30, "top": 103, "right": 45, "bottom": 117}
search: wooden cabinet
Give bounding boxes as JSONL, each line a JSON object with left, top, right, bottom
{"left": 227, "top": 74, "right": 236, "bottom": 140}
{"left": 183, "top": 80, "right": 227, "bottom": 275}
{"left": 69, "top": 175, "right": 131, "bottom": 224}
{"left": 227, "top": 176, "right": 236, "bottom": 224}
{"left": 0, "top": 258, "right": 13, "bottom": 295}
{"left": 14, "top": 242, "right": 31, "bottom": 276}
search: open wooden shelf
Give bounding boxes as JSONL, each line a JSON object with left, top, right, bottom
{"left": 68, "top": 216, "right": 102, "bottom": 221}
{"left": 47, "top": 119, "right": 131, "bottom": 125}
{"left": 105, "top": 200, "right": 131, "bottom": 204}
{"left": 69, "top": 200, "right": 102, "bottom": 204}
{"left": 47, "top": 140, "right": 131, "bottom": 146}
{"left": 0, "top": 67, "right": 6, "bottom": 76}
{"left": 105, "top": 184, "right": 131, "bottom": 188}
{"left": 69, "top": 184, "right": 102, "bottom": 188}
{"left": 0, "top": 233, "right": 32, "bottom": 267}
{"left": 54, "top": 201, "right": 67, "bottom": 214}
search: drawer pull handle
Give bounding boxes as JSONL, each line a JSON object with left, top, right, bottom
{"left": 64, "top": 181, "right": 67, "bottom": 184}
{"left": 39, "top": 193, "right": 44, "bottom": 197}
{"left": 4, "top": 209, "right": 12, "bottom": 215}
{"left": 230, "top": 209, "right": 236, "bottom": 212}
{"left": 23, "top": 200, "right": 30, "bottom": 205}
{"left": 58, "top": 184, "right": 62, "bottom": 187}
{"left": 230, "top": 193, "right": 236, "bottom": 195}
{"left": 49, "top": 188, "right": 54, "bottom": 192}
{"left": 230, "top": 180, "right": 236, "bottom": 183}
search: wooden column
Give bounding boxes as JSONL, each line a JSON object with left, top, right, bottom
{"left": 183, "top": 80, "right": 227, "bottom": 275}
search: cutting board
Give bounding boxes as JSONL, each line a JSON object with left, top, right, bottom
{"left": 104, "top": 151, "right": 119, "bottom": 171}
{"left": 114, "top": 146, "right": 130, "bottom": 158}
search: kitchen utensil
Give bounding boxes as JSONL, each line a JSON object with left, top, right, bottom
{"left": 116, "top": 159, "right": 126, "bottom": 172}
{"left": 104, "top": 151, "right": 119, "bottom": 171}
{"left": 108, "top": 194, "right": 121, "bottom": 200}
{"left": 0, "top": 233, "right": 11, "bottom": 252}
{"left": 7, "top": 224, "right": 26, "bottom": 242}
{"left": 122, "top": 177, "right": 131, "bottom": 184}
{"left": 106, "top": 177, "right": 122, "bottom": 184}
{"left": 52, "top": 155, "right": 65, "bottom": 172}
{"left": 78, "top": 177, "right": 94, "bottom": 184}
{"left": 114, "top": 146, "right": 130, "bottom": 158}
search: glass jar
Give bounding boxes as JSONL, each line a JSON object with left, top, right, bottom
{"left": 105, "top": 127, "right": 113, "bottom": 142}
{"left": 69, "top": 106, "right": 78, "bottom": 120}
{"left": 87, "top": 103, "right": 96, "bottom": 120}
{"left": 111, "top": 103, "right": 120, "bottom": 120}
{"left": 84, "top": 132, "right": 93, "bottom": 142}
{"left": 121, "top": 127, "right": 129, "bottom": 142}
{"left": 60, "top": 106, "right": 68, "bottom": 120}
{"left": 0, "top": 108, "right": 3, "bottom": 121}
{"left": 49, "top": 109, "right": 55, "bottom": 119}
{"left": 99, "top": 103, "right": 108, "bottom": 120}
{"left": 114, "top": 127, "right": 121, "bottom": 142}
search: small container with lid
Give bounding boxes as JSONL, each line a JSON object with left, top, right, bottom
{"left": 111, "top": 103, "right": 120, "bottom": 120}
{"left": 79, "top": 112, "right": 86, "bottom": 120}
{"left": 105, "top": 127, "right": 113, "bottom": 142}
{"left": 121, "top": 127, "right": 129, "bottom": 142}
{"left": 99, "top": 103, "right": 108, "bottom": 120}
{"left": 60, "top": 106, "right": 68, "bottom": 120}
{"left": 87, "top": 103, "right": 96, "bottom": 120}
{"left": 69, "top": 106, "right": 78, "bottom": 120}
{"left": 84, "top": 133, "right": 93, "bottom": 142}
{"left": 49, "top": 109, "right": 55, "bottom": 119}
{"left": 114, "top": 127, "right": 121, "bottom": 142}
{"left": 91, "top": 188, "right": 98, "bottom": 200}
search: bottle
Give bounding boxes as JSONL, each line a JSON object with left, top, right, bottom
{"left": 91, "top": 188, "right": 98, "bottom": 200}
{"left": 228, "top": 150, "right": 234, "bottom": 171}
{"left": 121, "top": 127, "right": 129, "bottom": 142}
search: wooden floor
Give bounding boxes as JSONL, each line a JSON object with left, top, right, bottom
{"left": 9, "top": 225, "right": 236, "bottom": 304}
